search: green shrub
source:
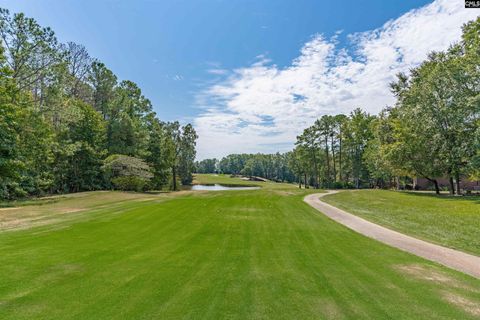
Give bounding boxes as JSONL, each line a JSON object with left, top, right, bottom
{"left": 102, "top": 154, "right": 153, "bottom": 191}
{"left": 111, "top": 176, "right": 147, "bottom": 192}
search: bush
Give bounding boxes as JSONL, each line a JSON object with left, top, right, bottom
{"left": 102, "top": 154, "right": 153, "bottom": 191}
{"left": 331, "top": 181, "right": 355, "bottom": 189}
{"left": 111, "top": 176, "right": 147, "bottom": 192}
{"left": 0, "top": 181, "right": 28, "bottom": 200}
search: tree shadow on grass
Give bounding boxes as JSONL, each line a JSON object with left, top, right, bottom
{"left": 402, "top": 191, "right": 480, "bottom": 204}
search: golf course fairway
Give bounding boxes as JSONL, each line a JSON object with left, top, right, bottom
{"left": 0, "top": 174, "right": 479, "bottom": 319}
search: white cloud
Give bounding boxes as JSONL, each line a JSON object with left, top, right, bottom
{"left": 194, "top": 0, "right": 478, "bottom": 159}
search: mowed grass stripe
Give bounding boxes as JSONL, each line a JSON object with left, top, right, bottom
{"left": 0, "top": 180, "right": 479, "bottom": 319}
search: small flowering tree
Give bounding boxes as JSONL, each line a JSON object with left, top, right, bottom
{"left": 102, "top": 154, "right": 153, "bottom": 191}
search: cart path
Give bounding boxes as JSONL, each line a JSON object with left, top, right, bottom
{"left": 304, "top": 191, "right": 480, "bottom": 279}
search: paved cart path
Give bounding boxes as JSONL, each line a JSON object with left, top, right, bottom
{"left": 304, "top": 191, "right": 480, "bottom": 279}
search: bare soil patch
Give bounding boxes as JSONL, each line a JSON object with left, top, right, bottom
{"left": 442, "top": 292, "right": 480, "bottom": 317}
{"left": 394, "top": 264, "right": 478, "bottom": 292}
{"left": 0, "top": 191, "right": 179, "bottom": 231}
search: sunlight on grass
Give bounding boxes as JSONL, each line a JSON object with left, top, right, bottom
{"left": 323, "top": 190, "right": 480, "bottom": 256}
{"left": 0, "top": 176, "right": 479, "bottom": 319}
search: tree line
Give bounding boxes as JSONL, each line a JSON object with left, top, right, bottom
{"left": 197, "top": 17, "right": 480, "bottom": 195}
{"left": 0, "top": 9, "right": 197, "bottom": 199}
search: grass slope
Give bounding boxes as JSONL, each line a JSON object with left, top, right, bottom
{"left": 0, "top": 175, "right": 479, "bottom": 319}
{"left": 323, "top": 190, "right": 480, "bottom": 256}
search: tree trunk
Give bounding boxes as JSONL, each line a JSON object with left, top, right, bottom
{"left": 172, "top": 166, "right": 177, "bottom": 191}
{"left": 312, "top": 152, "right": 319, "bottom": 189}
{"left": 325, "top": 136, "right": 330, "bottom": 187}
{"left": 448, "top": 176, "right": 455, "bottom": 195}
{"left": 304, "top": 173, "right": 308, "bottom": 189}
{"left": 331, "top": 135, "right": 336, "bottom": 182}
{"left": 354, "top": 149, "right": 360, "bottom": 189}
{"left": 424, "top": 176, "right": 440, "bottom": 195}
{"left": 339, "top": 136, "right": 342, "bottom": 182}
{"left": 433, "top": 179, "right": 440, "bottom": 195}
{"left": 455, "top": 173, "right": 461, "bottom": 195}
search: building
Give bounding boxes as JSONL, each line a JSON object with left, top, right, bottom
{"left": 416, "top": 178, "right": 480, "bottom": 191}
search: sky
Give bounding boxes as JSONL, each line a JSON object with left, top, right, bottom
{"left": 1, "top": 0, "right": 478, "bottom": 159}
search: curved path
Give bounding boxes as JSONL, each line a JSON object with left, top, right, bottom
{"left": 304, "top": 191, "right": 480, "bottom": 279}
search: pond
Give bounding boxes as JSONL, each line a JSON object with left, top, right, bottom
{"left": 188, "top": 184, "right": 260, "bottom": 191}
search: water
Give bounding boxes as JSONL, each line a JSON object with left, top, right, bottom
{"left": 189, "top": 184, "right": 260, "bottom": 191}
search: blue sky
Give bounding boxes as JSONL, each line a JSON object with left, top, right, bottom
{"left": 1, "top": 1, "right": 477, "bottom": 159}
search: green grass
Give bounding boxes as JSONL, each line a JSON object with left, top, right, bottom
{"left": 322, "top": 190, "right": 480, "bottom": 256}
{"left": 0, "top": 191, "right": 173, "bottom": 231}
{"left": 192, "top": 173, "right": 269, "bottom": 186}
{"left": 0, "top": 175, "right": 479, "bottom": 319}
{"left": 0, "top": 196, "right": 63, "bottom": 208}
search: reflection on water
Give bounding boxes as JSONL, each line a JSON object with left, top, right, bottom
{"left": 187, "top": 184, "right": 260, "bottom": 191}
